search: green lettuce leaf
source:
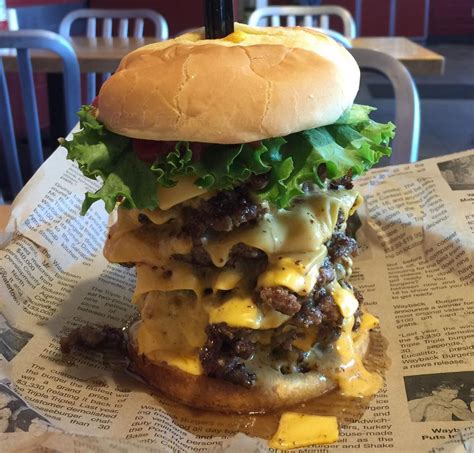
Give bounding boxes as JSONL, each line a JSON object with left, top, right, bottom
{"left": 63, "top": 104, "right": 394, "bottom": 214}
{"left": 62, "top": 105, "right": 158, "bottom": 214}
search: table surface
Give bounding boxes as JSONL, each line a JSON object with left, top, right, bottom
{"left": 2, "top": 36, "right": 445, "bottom": 76}
{"left": 352, "top": 37, "right": 445, "bottom": 76}
{"left": 0, "top": 205, "right": 11, "bottom": 232}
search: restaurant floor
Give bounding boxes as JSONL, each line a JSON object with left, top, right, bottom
{"left": 356, "top": 43, "right": 474, "bottom": 161}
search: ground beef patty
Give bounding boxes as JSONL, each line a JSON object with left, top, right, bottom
{"left": 327, "top": 232, "right": 358, "bottom": 262}
{"left": 200, "top": 323, "right": 256, "bottom": 388}
{"left": 259, "top": 287, "right": 301, "bottom": 315}
{"left": 60, "top": 325, "right": 126, "bottom": 354}
{"left": 182, "top": 188, "right": 266, "bottom": 239}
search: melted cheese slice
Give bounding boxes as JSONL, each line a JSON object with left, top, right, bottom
{"left": 157, "top": 175, "right": 208, "bottom": 210}
{"left": 104, "top": 216, "right": 192, "bottom": 265}
{"left": 269, "top": 413, "right": 339, "bottom": 449}
{"left": 203, "top": 190, "right": 360, "bottom": 267}
{"left": 133, "top": 263, "right": 248, "bottom": 301}
{"left": 292, "top": 328, "right": 318, "bottom": 351}
{"left": 333, "top": 286, "right": 359, "bottom": 318}
{"left": 138, "top": 292, "right": 208, "bottom": 353}
{"left": 208, "top": 296, "right": 290, "bottom": 329}
{"left": 258, "top": 248, "right": 327, "bottom": 295}
{"left": 105, "top": 189, "right": 360, "bottom": 276}
{"left": 137, "top": 323, "right": 203, "bottom": 375}
{"left": 134, "top": 262, "right": 204, "bottom": 300}
{"left": 213, "top": 270, "right": 242, "bottom": 291}
{"left": 147, "top": 351, "right": 203, "bottom": 376}
{"left": 354, "top": 311, "right": 379, "bottom": 341}
{"left": 331, "top": 286, "right": 383, "bottom": 397}
{"left": 136, "top": 283, "right": 382, "bottom": 387}
{"left": 136, "top": 285, "right": 290, "bottom": 375}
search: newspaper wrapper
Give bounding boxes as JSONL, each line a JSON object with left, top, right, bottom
{"left": 0, "top": 145, "right": 473, "bottom": 452}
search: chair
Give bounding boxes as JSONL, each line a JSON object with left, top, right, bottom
{"left": 248, "top": 6, "right": 357, "bottom": 39}
{"left": 0, "top": 30, "right": 80, "bottom": 196}
{"left": 350, "top": 48, "right": 420, "bottom": 164}
{"left": 308, "top": 27, "right": 351, "bottom": 47}
{"left": 59, "top": 9, "right": 169, "bottom": 101}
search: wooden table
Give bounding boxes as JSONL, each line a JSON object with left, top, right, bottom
{"left": 2, "top": 37, "right": 157, "bottom": 74}
{"left": 0, "top": 205, "right": 12, "bottom": 232}
{"left": 2, "top": 36, "right": 445, "bottom": 77}
{"left": 352, "top": 37, "right": 445, "bottom": 76}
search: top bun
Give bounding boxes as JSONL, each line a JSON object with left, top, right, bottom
{"left": 98, "top": 23, "right": 360, "bottom": 144}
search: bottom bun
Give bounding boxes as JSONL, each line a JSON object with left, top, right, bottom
{"left": 128, "top": 323, "right": 371, "bottom": 414}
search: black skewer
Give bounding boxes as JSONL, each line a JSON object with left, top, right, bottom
{"left": 204, "top": 0, "right": 234, "bottom": 39}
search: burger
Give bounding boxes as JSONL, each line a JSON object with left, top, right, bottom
{"left": 62, "top": 23, "right": 394, "bottom": 414}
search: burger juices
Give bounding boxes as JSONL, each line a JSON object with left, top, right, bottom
{"left": 62, "top": 24, "right": 394, "bottom": 414}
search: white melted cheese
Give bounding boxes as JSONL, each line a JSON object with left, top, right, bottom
{"left": 134, "top": 262, "right": 203, "bottom": 301}
{"left": 106, "top": 189, "right": 360, "bottom": 268}
{"left": 104, "top": 209, "right": 192, "bottom": 265}
{"left": 121, "top": 190, "right": 360, "bottom": 298}
{"left": 203, "top": 190, "right": 360, "bottom": 267}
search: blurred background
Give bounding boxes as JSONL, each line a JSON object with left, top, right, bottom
{"left": 0, "top": 0, "right": 473, "bottom": 203}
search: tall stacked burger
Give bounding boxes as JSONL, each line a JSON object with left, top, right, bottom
{"left": 62, "top": 24, "right": 394, "bottom": 414}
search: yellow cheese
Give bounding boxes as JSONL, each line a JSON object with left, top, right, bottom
{"left": 208, "top": 296, "right": 289, "bottom": 329}
{"left": 332, "top": 286, "right": 359, "bottom": 318}
{"left": 143, "top": 206, "right": 180, "bottom": 225}
{"left": 223, "top": 30, "right": 247, "bottom": 43}
{"left": 292, "top": 328, "right": 318, "bottom": 351}
{"left": 269, "top": 413, "right": 339, "bottom": 450}
{"left": 147, "top": 350, "right": 203, "bottom": 376}
{"left": 334, "top": 317, "right": 383, "bottom": 398}
{"left": 357, "top": 312, "right": 379, "bottom": 333}
{"left": 208, "top": 296, "right": 259, "bottom": 328}
{"left": 156, "top": 175, "right": 207, "bottom": 210}
{"left": 213, "top": 270, "right": 242, "bottom": 291}
{"left": 258, "top": 249, "right": 327, "bottom": 295}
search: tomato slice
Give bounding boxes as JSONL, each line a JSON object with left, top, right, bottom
{"left": 132, "top": 140, "right": 209, "bottom": 164}
{"left": 91, "top": 96, "right": 99, "bottom": 108}
{"left": 132, "top": 139, "right": 178, "bottom": 163}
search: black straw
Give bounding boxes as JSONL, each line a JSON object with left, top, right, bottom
{"left": 204, "top": 0, "right": 234, "bottom": 39}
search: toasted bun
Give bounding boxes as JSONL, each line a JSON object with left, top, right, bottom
{"left": 128, "top": 323, "right": 371, "bottom": 414}
{"left": 98, "top": 23, "right": 360, "bottom": 144}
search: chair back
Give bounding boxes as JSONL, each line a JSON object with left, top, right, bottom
{"left": 248, "top": 6, "right": 356, "bottom": 39}
{"left": 59, "top": 9, "right": 168, "bottom": 101}
{"left": 59, "top": 8, "right": 168, "bottom": 40}
{"left": 310, "top": 27, "right": 351, "bottom": 47}
{"left": 0, "top": 30, "right": 80, "bottom": 195}
{"left": 350, "top": 48, "right": 420, "bottom": 164}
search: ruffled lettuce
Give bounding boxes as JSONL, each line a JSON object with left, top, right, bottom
{"left": 61, "top": 107, "right": 158, "bottom": 214}
{"left": 63, "top": 104, "right": 394, "bottom": 213}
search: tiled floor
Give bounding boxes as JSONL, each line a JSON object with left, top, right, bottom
{"left": 356, "top": 44, "right": 474, "bottom": 161}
